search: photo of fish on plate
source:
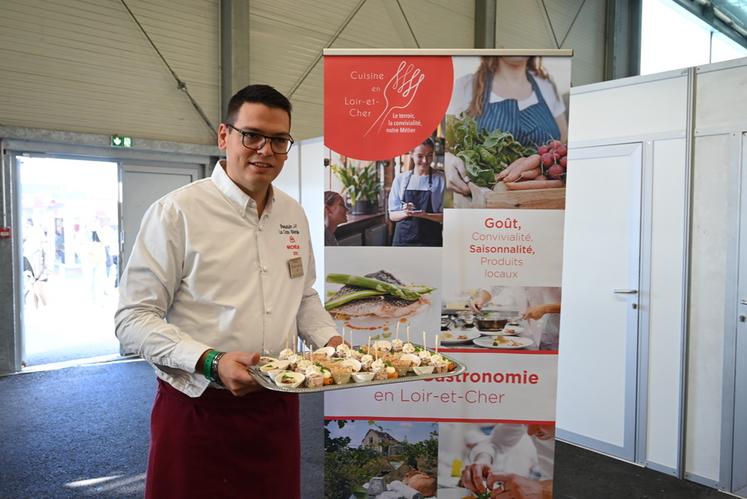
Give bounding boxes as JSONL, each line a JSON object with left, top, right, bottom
{"left": 324, "top": 247, "right": 442, "bottom": 343}
{"left": 324, "top": 270, "right": 433, "bottom": 324}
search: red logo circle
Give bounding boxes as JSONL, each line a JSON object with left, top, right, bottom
{"left": 324, "top": 56, "right": 454, "bottom": 160}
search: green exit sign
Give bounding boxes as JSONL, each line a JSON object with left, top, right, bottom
{"left": 111, "top": 135, "right": 133, "bottom": 148}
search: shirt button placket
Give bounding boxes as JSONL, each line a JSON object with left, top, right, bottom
{"left": 257, "top": 214, "right": 272, "bottom": 352}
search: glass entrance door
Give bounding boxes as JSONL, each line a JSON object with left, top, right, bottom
{"left": 18, "top": 156, "right": 120, "bottom": 367}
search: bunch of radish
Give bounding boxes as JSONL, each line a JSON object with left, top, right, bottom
{"left": 494, "top": 139, "right": 568, "bottom": 190}
{"left": 538, "top": 140, "right": 567, "bottom": 180}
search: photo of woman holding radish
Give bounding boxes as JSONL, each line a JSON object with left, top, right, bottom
{"left": 443, "top": 56, "right": 571, "bottom": 208}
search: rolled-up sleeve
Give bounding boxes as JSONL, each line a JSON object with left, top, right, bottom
{"left": 115, "top": 201, "right": 209, "bottom": 373}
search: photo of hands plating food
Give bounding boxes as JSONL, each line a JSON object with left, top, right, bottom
{"left": 438, "top": 423, "right": 554, "bottom": 499}
{"left": 441, "top": 286, "right": 561, "bottom": 351}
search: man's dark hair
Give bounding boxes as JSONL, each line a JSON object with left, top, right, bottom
{"left": 224, "top": 84, "right": 292, "bottom": 125}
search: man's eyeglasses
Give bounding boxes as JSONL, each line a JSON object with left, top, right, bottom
{"left": 226, "top": 124, "right": 294, "bottom": 154}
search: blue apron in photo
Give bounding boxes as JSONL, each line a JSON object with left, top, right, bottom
{"left": 476, "top": 72, "right": 561, "bottom": 147}
{"left": 392, "top": 172, "right": 442, "bottom": 247}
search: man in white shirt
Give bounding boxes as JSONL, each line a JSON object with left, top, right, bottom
{"left": 115, "top": 84, "right": 342, "bottom": 499}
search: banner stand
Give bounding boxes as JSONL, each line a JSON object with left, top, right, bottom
{"left": 321, "top": 48, "right": 572, "bottom": 499}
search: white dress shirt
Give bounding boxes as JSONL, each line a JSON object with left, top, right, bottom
{"left": 115, "top": 161, "right": 338, "bottom": 397}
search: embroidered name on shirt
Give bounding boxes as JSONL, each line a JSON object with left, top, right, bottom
{"left": 287, "top": 235, "right": 301, "bottom": 256}
{"left": 279, "top": 223, "right": 300, "bottom": 235}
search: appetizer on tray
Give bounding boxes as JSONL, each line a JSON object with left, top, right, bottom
{"left": 251, "top": 338, "right": 462, "bottom": 392}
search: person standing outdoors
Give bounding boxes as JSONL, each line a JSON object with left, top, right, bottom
{"left": 115, "top": 84, "right": 342, "bottom": 499}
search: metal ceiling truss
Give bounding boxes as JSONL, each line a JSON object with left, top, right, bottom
{"left": 671, "top": 0, "right": 747, "bottom": 49}
{"left": 120, "top": 0, "right": 217, "bottom": 138}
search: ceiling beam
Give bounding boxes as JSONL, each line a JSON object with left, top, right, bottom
{"left": 670, "top": 0, "right": 747, "bottom": 50}
{"left": 474, "top": 0, "right": 496, "bottom": 48}
{"left": 604, "top": 0, "right": 642, "bottom": 80}
{"left": 220, "top": 0, "right": 251, "bottom": 121}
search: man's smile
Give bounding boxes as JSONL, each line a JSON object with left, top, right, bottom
{"left": 249, "top": 161, "right": 273, "bottom": 169}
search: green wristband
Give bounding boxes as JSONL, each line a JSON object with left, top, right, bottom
{"left": 210, "top": 352, "right": 225, "bottom": 386}
{"left": 202, "top": 350, "right": 219, "bottom": 380}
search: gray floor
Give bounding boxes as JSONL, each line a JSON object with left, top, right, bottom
{"left": 0, "top": 359, "right": 734, "bottom": 498}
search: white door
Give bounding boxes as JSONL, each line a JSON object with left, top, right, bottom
{"left": 119, "top": 163, "right": 201, "bottom": 356}
{"left": 120, "top": 163, "right": 201, "bottom": 269}
{"left": 734, "top": 133, "right": 747, "bottom": 497}
{"left": 556, "top": 142, "right": 643, "bottom": 461}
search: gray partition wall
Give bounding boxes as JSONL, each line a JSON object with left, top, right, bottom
{"left": 558, "top": 69, "right": 690, "bottom": 477}
{"left": 557, "top": 57, "right": 747, "bottom": 496}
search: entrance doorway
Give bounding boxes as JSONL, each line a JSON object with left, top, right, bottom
{"left": 18, "top": 156, "right": 120, "bottom": 367}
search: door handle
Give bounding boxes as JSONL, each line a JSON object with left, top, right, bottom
{"left": 740, "top": 299, "right": 747, "bottom": 306}
{"left": 613, "top": 289, "right": 638, "bottom": 294}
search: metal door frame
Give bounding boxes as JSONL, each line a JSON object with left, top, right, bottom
{"left": 0, "top": 135, "right": 213, "bottom": 373}
{"left": 11, "top": 151, "right": 126, "bottom": 369}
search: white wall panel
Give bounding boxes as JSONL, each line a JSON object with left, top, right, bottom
{"left": 299, "top": 138, "right": 326, "bottom": 297}
{"left": 645, "top": 137, "right": 687, "bottom": 470}
{"left": 686, "top": 133, "right": 734, "bottom": 481}
{"left": 569, "top": 73, "right": 688, "bottom": 142}
{"left": 696, "top": 60, "right": 747, "bottom": 132}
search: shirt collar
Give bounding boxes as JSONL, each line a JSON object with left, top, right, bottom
{"left": 211, "top": 160, "right": 276, "bottom": 216}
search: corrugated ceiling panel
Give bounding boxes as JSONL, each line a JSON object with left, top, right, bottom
{"left": 0, "top": 0, "right": 219, "bottom": 145}
{"left": 496, "top": 0, "right": 605, "bottom": 86}
{"left": 562, "top": 0, "right": 606, "bottom": 86}
{"left": 0, "top": 0, "right": 603, "bottom": 144}
{"left": 251, "top": 0, "right": 474, "bottom": 140}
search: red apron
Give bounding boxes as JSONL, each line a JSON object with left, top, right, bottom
{"left": 146, "top": 379, "right": 300, "bottom": 499}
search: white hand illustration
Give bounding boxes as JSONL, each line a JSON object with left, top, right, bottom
{"left": 364, "top": 60, "right": 426, "bottom": 137}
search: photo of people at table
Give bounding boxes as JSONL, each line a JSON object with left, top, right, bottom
{"left": 438, "top": 422, "right": 554, "bottom": 499}
{"left": 324, "top": 134, "right": 445, "bottom": 247}
{"left": 444, "top": 56, "right": 571, "bottom": 209}
{"left": 441, "top": 286, "right": 561, "bottom": 351}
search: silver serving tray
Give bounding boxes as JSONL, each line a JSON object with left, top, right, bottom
{"left": 248, "top": 347, "right": 466, "bottom": 394}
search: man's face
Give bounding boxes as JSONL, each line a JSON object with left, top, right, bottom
{"left": 217, "top": 102, "right": 291, "bottom": 196}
